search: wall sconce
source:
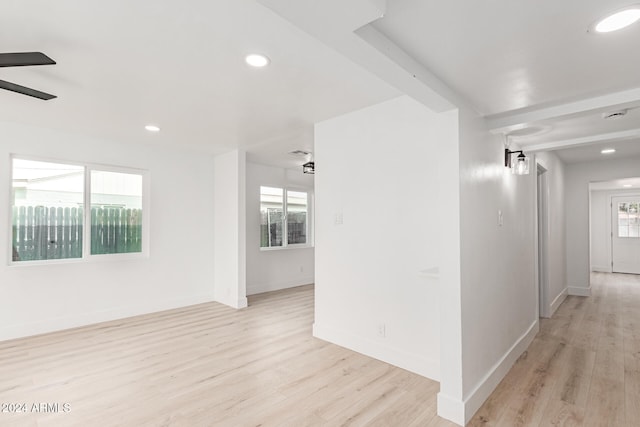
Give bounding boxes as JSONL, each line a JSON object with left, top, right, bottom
{"left": 302, "top": 161, "right": 315, "bottom": 174}
{"left": 504, "top": 149, "right": 530, "bottom": 175}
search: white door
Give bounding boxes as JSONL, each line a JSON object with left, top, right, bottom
{"left": 612, "top": 196, "right": 640, "bottom": 274}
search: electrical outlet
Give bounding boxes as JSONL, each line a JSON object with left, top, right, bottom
{"left": 497, "top": 210, "right": 503, "bottom": 227}
{"left": 334, "top": 212, "right": 343, "bottom": 225}
{"left": 377, "top": 323, "right": 386, "bottom": 338}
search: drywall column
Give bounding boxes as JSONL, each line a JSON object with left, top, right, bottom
{"left": 435, "top": 107, "right": 464, "bottom": 424}
{"left": 314, "top": 95, "right": 458, "bottom": 382}
{"left": 214, "top": 149, "right": 248, "bottom": 308}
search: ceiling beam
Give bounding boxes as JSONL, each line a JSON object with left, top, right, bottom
{"left": 257, "top": 0, "right": 460, "bottom": 113}
{"left": 524, "top": 128, "right": 640, "bottom": 152}
{"left": 486, "top": 87, "right": 640, "bottom": 133}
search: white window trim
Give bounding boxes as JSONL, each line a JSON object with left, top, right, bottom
{"left": 259, "top": 185, "right": 314, "bottom": 251}
{"left": 8, "top": 154, "right": 150, "bottom": 266}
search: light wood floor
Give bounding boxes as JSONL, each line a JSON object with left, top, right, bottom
{"left": 0, "top": 285, "right": 453, "bottom": 427}
{"left": 469, "top": 272, "right": 640, "bottom": 427}
{"left": 2, "top": 273, "right": 634, "bottom": 427}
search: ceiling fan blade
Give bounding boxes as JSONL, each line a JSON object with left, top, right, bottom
{"left": 0, "top": 79, "right": 56, "bottom": 100}
{"left": 0, "top": 52, "right": 55, "bottom": 67}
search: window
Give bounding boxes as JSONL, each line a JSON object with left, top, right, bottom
{"left": 287, "top": 190, "right": 308, "bottom": 245}
{"left": 12, "top": 159, "right": 84, "bottom": 261}
{"left": 260, "top": 186, "right": 310, "bottom": 249}
{"left": 618, "top": 202, "right": 640, "bottom": 238}
{"left": 90, "top": 170, "right": 143, "bottom": 255}
{"left": 11, "top": 157, "right": 146, "bottom": 263}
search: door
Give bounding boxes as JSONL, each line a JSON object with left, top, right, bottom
{"left": 612, "top": 196, "right": 640, "bottom": 274}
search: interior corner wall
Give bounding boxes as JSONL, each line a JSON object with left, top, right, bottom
{"left": 313, "top": 95, "right": 458, "bottom": 382}
{"left": 0, "top": 122, "right": 216, "bottom": 342}
{"left": 246, "top": 162, "right": 314, "bottom": 295}
{"left": 535, "top": 151, "right": 567, "bottom": 315}
{"left": 566, "top": 155, "right": 640, "bottom": 294}
{"left": 213, "top": 149, "right": 248, "bottom": 309}
{"left": 453, "top": 105, "right": 538, "bottom": 425}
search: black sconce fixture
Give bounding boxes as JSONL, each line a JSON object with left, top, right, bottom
{"left": 302, "top": 161, "right": 315, "bottom": 174}
{"left": 504, "top": 149, "right": 530, "bottom": 175}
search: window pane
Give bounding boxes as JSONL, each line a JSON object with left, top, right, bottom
{"left": 12, "top": 159, "right": 84, "bottom": 262}
{"left": 287, "top": 190, "right": 307, "bottom": 245}
{"left": 260, "top": 186, "right": 283, "bottom": 247}
{"left": 90, "top": 170, "right": 143, "bottom": 254}
{"left": 618, "top": 202, "right": 629, "bottom": 237}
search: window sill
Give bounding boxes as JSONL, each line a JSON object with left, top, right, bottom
{"left": 260, "top": 244, "right": 314, "bottom": 252}
{"left": 8, "top": 252, "right": 149, "bottom": 267}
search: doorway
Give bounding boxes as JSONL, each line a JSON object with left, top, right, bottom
{"left": 611, "top": 196, "right": 640, "bottom": 274}
{"left": 537, "top": 164, "right": 550, "bottom": 318}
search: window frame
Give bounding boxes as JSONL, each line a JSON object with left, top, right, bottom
{"left": 9, "top": 154, "right": 150, "bottom": 266}
{"left": 259, "top": 185, "right": 313, "bottom": 251}
{"left": 617, "top": 201, "right": 640, "bottom": 238}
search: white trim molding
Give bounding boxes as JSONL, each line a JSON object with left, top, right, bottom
{"left": 0, "top": 293, "right": 215, "bottom": 343}
{"left": 550, "top": 288, "right": 568, "bottom": 316}
{"left": 312, "top": 322, "right": 439, "bottom": 382}
{"left": 247, "top": 277, "right": 315, "bottom": 296}
{"left": 437, "top": 319, "right": 539, "bottom": 425}
{"left": 568, "top": 286, "right": 591, "bottom": 297}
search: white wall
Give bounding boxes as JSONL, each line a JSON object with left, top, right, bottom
{"left": 590, "top": 190, "right": 609, "bottom": 272}
{"left": 314, "top": 95, "right": 458, "bottom": 381}
{"left": 246, "top": 162, "right": 314, "bottom": 295}
{"left": 213, "top": 150, "right": 248, "bottom": 308}
{"left": 441, "top": 105, "right": 538, "bottom": 425}
{"left": 566, "top": 155, "right": 640, "bottom": 294}
{"left": 590, "top": 188, "right": 640, "bottom": 272}
{"left": 535, "top": 152, "right": 567, "bottom": 315}
{"left": 0, "top": 122, "right": 216, "bottom": 341}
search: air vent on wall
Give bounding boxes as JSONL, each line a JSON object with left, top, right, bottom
{"left": 602, "top": 109, "right": 628, "bottom": 120}
{"left": 289, "top": 150, "right": 311, "bottom": 156}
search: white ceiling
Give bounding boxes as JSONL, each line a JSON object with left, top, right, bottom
{"left": 2, "top": 0, "right": 640, "bottom": 168}
{"left": 375, "top": 0, "right": 640, "bottom": 115}
{"left": 590, "top": 177, "right": 640, "bottom": 191}
{"left": 0, "top": 0, "right": 398, "bottom": 160}
{"left": 552, "top": 138, "right": 640, "bottom": 164}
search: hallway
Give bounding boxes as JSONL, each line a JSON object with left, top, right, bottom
{"left": 469, "top": 272, "right": 640, "bottom": 426}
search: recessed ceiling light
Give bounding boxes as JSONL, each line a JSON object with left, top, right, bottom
{"left": 245, "top": 54, "right": 270, "bottom": 68}
{"left": 145, "top": 125, "right": 160, "bottom": 132}
{"left": 592, "top": 6, "right": 640, "bottom": 33}
{"left": 601, "top": 148, "right": 616, "bottom": 154}
{"left": 624, "top": 184, "right": 633, "bottom": 188}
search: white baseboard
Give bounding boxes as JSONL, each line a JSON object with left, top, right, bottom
{"left": 215, "top": 295, "right": 248, "bottom": 309}
{"left": 312, "top": 322, "right": 439, "bottom": 381}
{"left": 550, "top": 288, "right": 568, "bottom": 316}
{"left": 437, "top": 392, "right": 466, "bottom": 426}
{"left": 247, "top": 276, "right": 314, "bottom": 296}
{"left": 437, "top": 319, "right": 539, "bottom": 426}
{"left": 568, "top": 286, "right": 591, "bottom": 297}
{"left": 591, "top": 265, "right": 611, "bottom": 273}
{"left": 0, "top": 293, "right": 215, "bottom": 343}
